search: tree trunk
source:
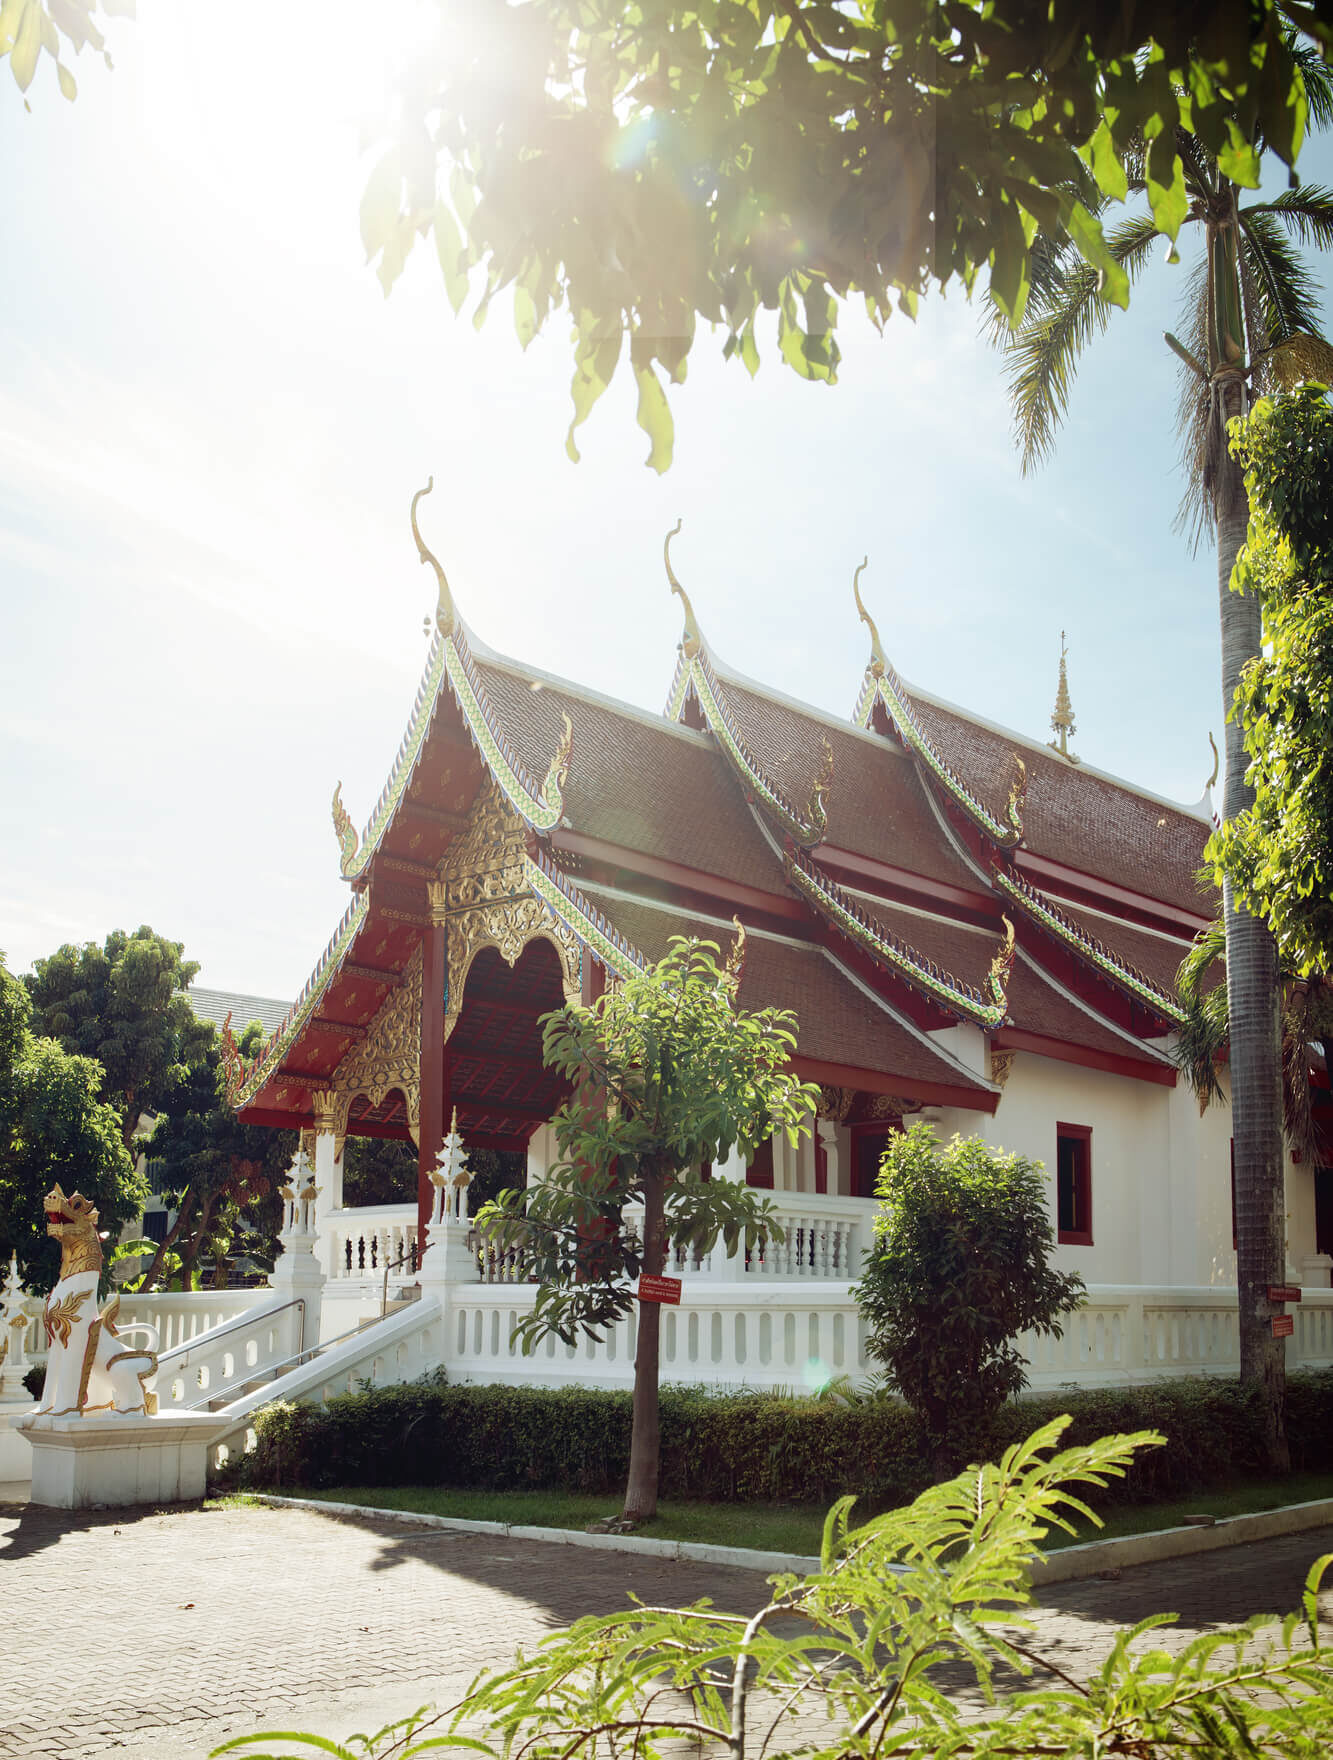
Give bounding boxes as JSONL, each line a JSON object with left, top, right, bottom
{"left": 623, "top": 1169, "right": 665, "bottom": 1523}
{"left": 1214, "top": 367, "right": 1289, "bottom": 1471}
{"left": 139, "top": 1185, "right": 196, "bottom": 1291}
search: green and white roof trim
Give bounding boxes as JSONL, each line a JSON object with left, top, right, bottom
{"left": 333, "top": 482, "right": 572, "bottom": 883}
{"left": 784, "top": 841, "right": 1011, "bottom": 1027}
{"left": 993, "top": 865, "right": 1186, "bottom": 1025}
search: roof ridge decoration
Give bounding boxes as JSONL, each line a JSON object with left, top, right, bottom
{"left": 527, "top": 847, "right": 647, "bottom": 981}
{"left": 851, "top": 563, "right": 1026, "bottom": 849}
{"left": 335, "top": 484, "right": 573, "bottom": 882}
{"left": 992, "top": 861, "right": 1187, "bottom": 1024}
{"left": 782, "top": 840, "right": 1010, "bottom": 1027}
{"left": 229, "top": 891, "right": 372, "bottom": 1107}
{"left": 662, "top": 522, "right": 829, "bottom": 849}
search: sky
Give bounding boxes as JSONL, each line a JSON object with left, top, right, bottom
{"left": 3, "top": 4, "right": 1331, "bottom": 1001}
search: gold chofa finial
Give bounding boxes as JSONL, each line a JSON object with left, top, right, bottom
{"left": 1206, "top": 731, "right": 1220, "bottom": 792}
{"left": 852, "top": 558, "right": 886, "bottom": 678}
{"left": 1047, "top": 630, "right": 1079, "bottom": 764}
{"left": 411, "top": 478, "right": 457, "bottom": 638}
{"left": 664, "top": 519, "right": 702, "bottom": 658}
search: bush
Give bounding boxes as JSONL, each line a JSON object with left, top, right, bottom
{"left": 854, "top": 1124, "right": 1084, "bottom": 1470}
{"left": 22, "top": 1364, "right": 44, "bottom": 1400}
{"left": 230, "top": 1368, "right": 1333, "bottom": 1512}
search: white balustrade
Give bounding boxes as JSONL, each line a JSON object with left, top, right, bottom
{"left": 323, "top": 1204, "right": 419, "bottom": 1283}
{"left": 149, "top": 1294, "right": 309, "bottom": 1415}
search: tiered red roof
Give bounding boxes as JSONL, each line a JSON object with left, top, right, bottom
{"left": 232, "top": 503, "right": 1214, "bottom": 1150}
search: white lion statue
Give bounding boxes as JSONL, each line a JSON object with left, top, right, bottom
{"left": 37, "top": 1184, "right": 159, "bottom": 1417}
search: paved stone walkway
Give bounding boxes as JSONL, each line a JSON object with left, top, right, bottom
{"left": 1, "top": 1497, "right": 1330, "bottom": 1760}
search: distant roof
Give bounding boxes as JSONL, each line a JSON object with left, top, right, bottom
{"left": 190, "top": 988, "right": 291, "bottom": 1040}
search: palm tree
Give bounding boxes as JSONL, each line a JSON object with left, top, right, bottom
{"left": 995, "top": 44, "right": 1333, "bottom": 1468}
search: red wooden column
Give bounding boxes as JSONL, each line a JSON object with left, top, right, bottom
{"left": 418, "top": 882, "right": 450, "bottom": 1252}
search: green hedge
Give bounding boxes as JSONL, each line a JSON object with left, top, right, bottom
{"left": 230, "top": 1368, "right": 1333, "bottom": 1509}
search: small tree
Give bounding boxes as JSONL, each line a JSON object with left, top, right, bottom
{"left": 855, "top": 1124, "right": 1085, "bottom": 1474}
{"left": 0, "top": 953, "right": 145, "bottom": 1292}
{"left": 477, "top": 933, "right": 818, "bottom": 1522}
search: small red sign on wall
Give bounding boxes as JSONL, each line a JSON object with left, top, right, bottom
{"left": 637, "top": 1274, "right": 682, "bottom": 1306}
{"left": 1272, "top": 1314, "right": 1295, "bottom": 1338}
{"left": 1268, "top": 1286, "right": 1302, "bottom": 1304}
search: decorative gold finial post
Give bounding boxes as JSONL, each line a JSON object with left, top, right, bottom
{"left": 411, "top": 478, "right": 457, "bottom": 638}
{"left": 852, "top": 558, "right": 886, "bottom": 678}
{"left": 1047, "top": 631, "right": 1079, "bottom": 764}
{"left": 664, "top": 519, "right": 702, "bottom": 657}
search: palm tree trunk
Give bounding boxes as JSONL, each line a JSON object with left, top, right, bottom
{"left": 1214, "top": 366, "right": 1289, "bottom": 1471}
{"left": 623, "top": 1168, "right": 665, "bottom": 1522}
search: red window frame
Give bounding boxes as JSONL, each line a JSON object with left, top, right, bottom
{"left": 1056, "top": 1123, "right": 1093, "bottom": 1246}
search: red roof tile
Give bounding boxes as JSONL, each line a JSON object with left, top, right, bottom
{"left": 714, "top": 673, "right": 981, "bottom": 891}
{"left": 578, "top": 886, "right": 994, "bottom": 1099}
{"left": 901, "top": 687, "right": 1213, "bottom": 916}
{"left": 475, "top": 659, "right": 785, "bottom": 894}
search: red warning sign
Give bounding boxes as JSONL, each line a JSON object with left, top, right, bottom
{"left": 1272, "top": 1314, "right": 1295, "bottom": 1338}
{"left": 637, "top": 1274, "right": 682, "bottom": 1306}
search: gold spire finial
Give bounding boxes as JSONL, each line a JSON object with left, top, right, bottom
{"left": 852, "top": 558, "right": 886, "bottom": 678}
{"left": 1047, "top": 631, "right": 1079, "bottom": 764}
{"left": 1205, "top": 731, "right": 1220, "bottom": 792}
{"left": 724, "top": 915, "right": 747, "bottom": 990}
{"left": 664, "top": 519, "right": 702, "bottom": 658}
{"left": 411, "top": 477, "right": 457, "bottom": 639}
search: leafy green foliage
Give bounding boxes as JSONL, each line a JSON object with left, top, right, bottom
{"left": 362, "top": 0, "right": 1329, "bottom": 469}
{"left": 341, "top": 1137, "right": 520, "bottom": 1211}
{"left": 219, "top": 1423, "right": 1333, "bottom": 1760}
{"left": 139, "top": 1018, "right": 295, "bottom": 1291}
{"left": 0, "top": 952, "right": 145, "bottom": 1293}
{"left": 993, "top": 54, "right": 1333, "bottom": 543}
{"left": 25, "top": 925, "right": 213, "bottom": 1149}
{"left": 1213, "top": 383, "right": 1333, "bottom": 976}
{"left": 232, "top": 1364, "right": 1333, "bottom": 1511}
{"left": 480, "top": 936, "right": 814, "bottom": 1349}
{"left": 0, "top": 1, "right": 133, "bottom": 109}
{"left": 478, "top": 933, "right": 817, "bottom": 1518}
{"left": 855, "top": 1126, "right": 1085, "bottom": 1471}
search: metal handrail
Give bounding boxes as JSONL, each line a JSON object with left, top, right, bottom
{"left": 381, "top": 1247, "right": 420, "bottom": 1318}
{"left": 153, "top": 1296, "right": 306, "bottom": 1371}
{"left": 203, "top": 1306, "right": 420, "bottom": 1411}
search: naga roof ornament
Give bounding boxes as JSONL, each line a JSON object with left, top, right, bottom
{"left": 724, "top": 915, "right": 747, "bottom": 992}
{"left": 412, "top": 477, "right": 457, "bottom": 638}
{"left": 332, "top": 782, "right": 359, "bottom": 875}
{"left": 852, "top": 567, "right": 1024, "bottom": 848}
{"left": 664, "top": 519, "right": 703, "bottom": 658}
{"left": 852, "top": 558, "right": 886, "bottom": 678}
{"left": 807, "top": 737, "right": 835, "bottom": 844}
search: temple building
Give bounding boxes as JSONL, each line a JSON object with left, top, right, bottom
{"left": 216, "top": 488, "right": 1331, "bottom": 1393}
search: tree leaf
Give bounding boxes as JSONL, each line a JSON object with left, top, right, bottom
{"left": 1066, "top": 201, "right": 1130, "bottom": 309}
{"left": 359, "top": 149, "right": 402, "bottom": 263}
{"left": 634, "top": 362, "right": 673, "bottom": 473}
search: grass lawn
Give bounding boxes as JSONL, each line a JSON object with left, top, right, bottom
{"left": 1038, "top": 1470, "right": 1333, "bottom": 1551}
{"left": 272, "top": 1470, "right": 1333, "bottom": 1558}
{"left": 297, "top": 1486, "right": 830, "bottom": 1554}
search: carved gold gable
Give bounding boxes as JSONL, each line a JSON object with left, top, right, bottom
{"left": 440, "top": 781, "right": 582, "bottom": 1043}
{"left": 323, "top": 941, "right": 423, "bottom": 1148}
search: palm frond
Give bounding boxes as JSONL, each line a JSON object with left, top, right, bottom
{"left": 1174, "top": 920, "right": 1229, "bottom": 1111}
{"left": 1001, "top": 212, "right": 1165, "bottom": 472}
{"left": 1244, "top": 184, "right": 1333, "bottom": 251}
{"left": 1289, "top": 39, "right": 1333, "bottom": 132}
{"left": 1172, "top": 254, "right": 1214, "bottom": 550}
{"left": 1238, "top": 206, "right": 1328, "bottom": 345}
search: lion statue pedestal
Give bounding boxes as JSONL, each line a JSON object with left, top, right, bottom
{"left": 19, "top": 1187, "right": 225, "bottom": 1509}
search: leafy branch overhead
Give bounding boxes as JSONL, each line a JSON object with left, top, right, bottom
{"left": 0, "top": 0, "right": 134, "bottom": 107}
{"left": 362, "top": 0, "right": 1332, "bottom": 469}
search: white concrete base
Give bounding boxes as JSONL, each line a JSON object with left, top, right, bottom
{"left": 19, "top": 1411, "right": 228, "bottom": 1509}
{"left": 0, "top": 1400, "right": 36, "bottom": 1482}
